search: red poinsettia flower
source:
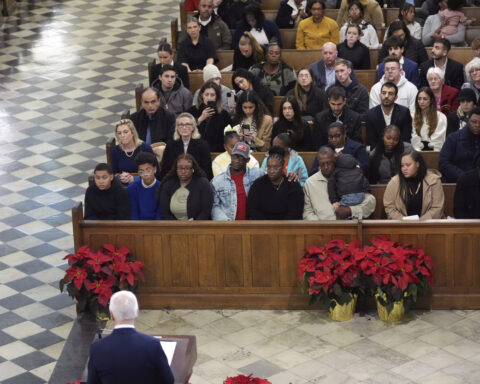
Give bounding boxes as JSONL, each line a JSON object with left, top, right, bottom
{"left": 86, "top": 250, "right": 112, "bottom": 273}
{"left": 64, "top": 267, "right": 89, "bottom": 290}
{"left": 86, "top": 277, "right": 115, "bottom": 307}
{"left": 63, "top": 245, "right": 92, "bottom": 265}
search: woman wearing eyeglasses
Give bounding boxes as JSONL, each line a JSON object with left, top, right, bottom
{"left": 247, "top": 146, "right": 304, "bottom": 220}
{"left": 111, "top": 119, "right": 157, "bottom": 185}
{"left": 160, "top": 113, "right": 213, "bottom": 180}
{"left": 158, "top": 153, "right": 214, "bottom": 220}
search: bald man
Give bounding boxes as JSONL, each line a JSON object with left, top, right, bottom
{"left": 309, "top": 42, "right": 338, "bottom": 90}
{"left": 296, "top": 0, "right": 339, "bottom": 50}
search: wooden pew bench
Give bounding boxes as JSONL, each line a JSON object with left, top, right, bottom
{"left": 72, "top": 202, "right": 480, "bottom": 310}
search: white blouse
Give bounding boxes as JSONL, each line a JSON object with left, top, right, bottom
{"left": 411, "top": 111, "right": 447, "bottom": 151}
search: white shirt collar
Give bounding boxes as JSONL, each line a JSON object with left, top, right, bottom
{"left": 142, "top": 179, "right": 157, "bottom": 188}
{"left": 199, "top": 16, "right": 211, "bottom": 26}
{"left": 114, "top": 324, "right": 135, "bottom": 329}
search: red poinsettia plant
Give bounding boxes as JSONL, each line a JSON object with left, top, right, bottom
{"left": 298, "top": 239, "right": 364, "bottom": 309}
{"left": 224, "top": 374, "right": 272, "bottom": 384}
{"left": 59, "top": 244, "right": 145, "bottom": 313}
{"left": 357, "top": 236, "right": 434, "bottom": 314}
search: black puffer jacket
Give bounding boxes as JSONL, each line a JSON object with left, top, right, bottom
{"left": 327, "top": 154, "right": 370, "bottom": 202}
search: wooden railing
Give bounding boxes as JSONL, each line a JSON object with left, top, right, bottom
{"left": 72, "top": 202, "right": 480, "bottom": 310}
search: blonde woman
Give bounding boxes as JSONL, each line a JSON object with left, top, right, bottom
{"left": 160, "top": 113, "right": 213, "bottom": 179}
{"left": 411, "top": 87, "right": 447, "bottom": 152}
{"left": 232, "top": 32, "right": 264, "bottom": 71}
{"left": 111, "top": 119, "right": 156, "bottom": 184}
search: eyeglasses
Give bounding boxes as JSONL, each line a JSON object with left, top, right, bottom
{"left": 328, "top": 133, "right": 343, "bottom": 139}
{"left": 384, "top": 67, "right": 399, "bottom": 72}
{"left": 470, "top": 68, "right": 480, "bottom": 74}
{"left": 178, "top": 122, "right": 193, "bottom": 127}
{"left": 177, "top": 167, "right": 193, "bottom": 172}
{"left": 138, "top": 168, "right": 154, "bottom": 176}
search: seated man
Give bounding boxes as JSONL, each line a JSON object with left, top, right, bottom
{"left": 212, "top": 131, "right": 259, "bottom": 177}
{"left": 127, "top": 152, "right": 162, "bottom": 220}
{"left": 87, "top": 291, "right": 174, "bottom": 384}
{"left": 152, "top": 65, "right": 193, "bottom": 116}
{"left": 211, "top": 142, "right": 264, "bottom": 220}
{"left": 454, "top": 152, "right": 480, "bottom": 219}
{"left": 447, "top": 88, "right": 477, "bottom": 136}
{"left": 439, "top": 107, "right": 480, "bottom": 183}
{"left": 313, "top": 86, "right": 362, "bottom": 149}
{"left": 195, "top": 0, "right": 231, "bottom": 50}
{"left": 370, "top": 56, "right": 417, "bottom": 114}
{"left": 419, "top": 38, "right": 464, "bottom": 90}
{"left": 334, "top": 59, "right": 369, "bottom": 114}
{"left": 377, "top": 36, "right": 419, "bottom": 88}
{"left": 130, "top": 87, "right": 175, "bottom": 146}
{"left": 296, "top": 0, "right": 339, "bottom": 50}
{"left": 309, "top": 42, "right": 338, "bottom": 90}
{"left": 363, "top": 82, "right": 412, "bottom": 149}
{"left": 84, "top": 163, "right": 130, "bottom": 220}
{"left": 303, "top": 146, "right": 376, "bottom": 220}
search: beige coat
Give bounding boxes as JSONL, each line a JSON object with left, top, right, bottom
{"left": 253, "top": 114, "right": 273, "bottom": 152}
{"left": 336, "top": 0, "right": 384, "bottom": 28}
{"left": 383, "top": 169, "right": 445, "bottom": 220}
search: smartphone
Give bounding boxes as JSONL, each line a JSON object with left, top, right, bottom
{"left": 207, "top": 100, "right": 216, "bottom": 111}
{"left": 241, "top": 123, "right": 250, "bottom": 135}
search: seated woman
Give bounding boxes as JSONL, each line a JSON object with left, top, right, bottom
{"left": 232, "top": 68, "right": 274, "bottom": 113}
{"left": 462, "top": 58, "right": 480, "bottom": 105}
{"left": 286, "top": 67, "right": 326, "bottom": 122}
{"left": 275, "top": 0, "right": 307, "bottom": 29}
{"left": 384, "top": 3, "right": 421, "bottom": 41}
{"left": 232, "top": 3, "right": 282, "bottom": 48}
{"left": 454, "top": 153, "right": 480, "bottom": 219}
{"left": 232, "top": 32, "right": 265, "bottom": 71}
{"left": 177, "top": 17, "right": 217, "bottom": 72}
{"left": 272, "top": 97, "right": 313, "bottom": 151}
{"left": 188, "top": 81, "right": 232, "bottom": 153}
{"left": 378, "top": 21, "right": 428, "bottom": 66}
{"left": 384, "top": 149, "right": 445, "bottom": 220}
{"left": 111, "top": 119, "right": 157, "bottom": 185}
{"left": 158, "top": 153, "right": 213, "bottom": 220}
{"left": 337, "top": 24, "right": 370, "bottom": 70}
{"left": 336, "top": 0, "right": 384, "bottom": 29}
{"left": 161, "top": 112, "right": 213, "bottom": 180}
{"left": 339, "top": 1, "right": 379, "bottom": 49}
{"left": 247, "top": 146, "right": 304, "bottom": 219}
{"left": 447, "top": 88, "right": 477, "bottom": 136}
{"left": 427, "top": 67, "right": 459, "bottom": 117}
{"left": 261, "top": 133, "right": 308, "bottom": 186}
{"left": 411, "top": 87, "right": 447, "bottom": 152}
{"left": 149, "top": 39, "right": 189, "bottom": 90}
{"left": 212, "top": 130, "right": 260, "bottom": 176}
{"left": 369, "top": 125, "right": 412, "bottom": 185}
{"left": 249, "top": 42, "right": 296, "bottom": 97}
{"left": 232, "top": 90, "right": 273, "bottom": 152}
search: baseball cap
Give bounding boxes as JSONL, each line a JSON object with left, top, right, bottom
{"left": 232, "top": 142, "right": 250, "bottom": 159}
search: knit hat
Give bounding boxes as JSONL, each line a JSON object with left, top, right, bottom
{"left": 203, "top": 64, "right": 221, "bottom": 82}
{"left": 458, "top": 88, "right": 476, "bottom": 103}
{"left": 232, "top": 142, "right": 250, "bottom": 159}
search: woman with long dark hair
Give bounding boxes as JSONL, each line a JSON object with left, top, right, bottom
{"left": 285, "top": 67, "right": 325, "bottom": 121}
{"left": 232, "top": 91, "right": 273, "bottom": 152}
{"left": 232, "top": 68, "right": 274, "bottom": 113}
{"left": 384, "top": 2, "right": 421, "bottom": 40}
{"left": 339, "top": 1, "right": 379, "bottom": 49}
{"left": 150, "top": 39, "right": 189, "bottom": 89}
{"left": 188, "top": 81, "right": 232, "bottom": 152}
{"left": 158, "top": 153, "right": 213, "bottom": 220}
{"left": 369, "top": 125, "right": 411, "bottom": 184}
{"left": 272, "top": 97, "right": 313, "bottom": 151}
{"left": 411, "top": 87, "right": 447, "bottom": 151}
{"left": 384, "top": 149, "right": 444, "bottom": 220}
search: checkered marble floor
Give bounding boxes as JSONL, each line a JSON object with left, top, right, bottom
{"left": 1, "top": 0, "right": 480, "bottom": 383}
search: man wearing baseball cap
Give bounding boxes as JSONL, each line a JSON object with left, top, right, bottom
{"left": 211, "top": 142, "right": 264, "bottom": 220}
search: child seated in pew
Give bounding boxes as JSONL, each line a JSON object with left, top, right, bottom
{"left": 327, "top": 153, "right": 370, "bottom": 215}
{"left": 127, "top": 152, "right": 162, "bottom": 220}
{"left": 438, "top": 0, "right": 476, "bottom": 38}
{"left": 84, "top": 163, "right": 130, "bottom": 220}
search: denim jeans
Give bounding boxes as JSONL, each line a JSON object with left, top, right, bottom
{"left": 340, "top": 192, "right": 365, "bottom": 207}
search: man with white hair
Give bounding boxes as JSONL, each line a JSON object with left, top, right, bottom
{"left": 309, "top": 42, "right": 338, "bottom": 90}
{"left": 87, "top": 291, "right": 174, "bottom": 384}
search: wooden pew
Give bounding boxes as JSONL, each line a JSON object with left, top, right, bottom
{"left": 385, "top": 7, "right": 480, "bottom": 26}
{"left": 72, "top": 202, "right": 480, "bottom": 310}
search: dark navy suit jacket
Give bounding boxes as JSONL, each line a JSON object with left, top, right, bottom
{"left": 87, "top": 328, "right": 174, "bottom": 384}
{"left": 363, "top": 103, "right": 412, "bottom": 149}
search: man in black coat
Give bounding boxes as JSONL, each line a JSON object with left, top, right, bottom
{"left": 419, "top": 38, "right": 464, "bottom": 90}
{"left": 313, "top": 86, "right": 362, "bottom": 149}
{"left": 130, "top": 87, "right": 176, "bottom": 146}
{"left": 363, "top": 82, "right": 412, "bottom": 149}
{"left": 454, "top": 152, "right": 480, "bottom": 219}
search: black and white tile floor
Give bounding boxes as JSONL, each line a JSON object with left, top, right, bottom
{"left": 2, "top": 1, "right": 480, "bottom": 383}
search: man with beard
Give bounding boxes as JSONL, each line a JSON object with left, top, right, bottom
{"left": 363, "top": 82, "right": 412, "bottom": 149}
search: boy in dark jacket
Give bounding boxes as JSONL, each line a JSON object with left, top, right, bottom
{"left": 84, "top": 163, "right": 130, "bottom": 220}
{"left": 328, "top": 153, "right": 369, "bottom": 212}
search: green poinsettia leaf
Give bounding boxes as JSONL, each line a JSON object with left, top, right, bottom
{"left": 333, "top": 283, "right": 343, "bottom": 297}
{"left": 385, "top": 301, "right": 394, "bottom": 315}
